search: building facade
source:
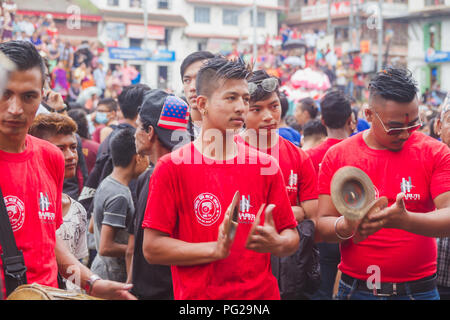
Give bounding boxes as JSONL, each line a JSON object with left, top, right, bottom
{"left": 404, "top": 0, "right": 450, "bottom": 94}
{"left": 92, "top": 0, "right": 281, "bottom": 95}
{"left": 283, "top": 0, "right": 409, "bottom": 72}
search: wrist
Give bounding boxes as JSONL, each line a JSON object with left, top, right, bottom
{"left": 335, "top": 216, "right": 356, "bottom": 240}
{"left": 84, "top": 274, "right": 102, "bottom": 295}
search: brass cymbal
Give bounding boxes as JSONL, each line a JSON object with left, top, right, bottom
{"left": 330, "top": 166, "right": 377, "bottom": 221}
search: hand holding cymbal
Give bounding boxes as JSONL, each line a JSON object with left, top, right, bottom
{"left": 223, "top": 191, "right": 240, "bottom": 241}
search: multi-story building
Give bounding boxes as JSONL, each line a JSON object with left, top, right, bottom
{"left": 15, "top": 0, "right": 102, "bottom": 42}
{"left": 92, "top": 0, "right": 282, "bottom": 94}
{"left": 399, "top": 0, "right": 450, "bottom": 93}
{"left": 282, "top": 0, "right": 409, "bottom": 72}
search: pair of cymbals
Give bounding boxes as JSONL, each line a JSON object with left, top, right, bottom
{"left": 330, "top": 166, "right": 387, "bottom": 221}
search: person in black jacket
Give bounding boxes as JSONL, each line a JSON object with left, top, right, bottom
{"left": 126, "top": 89, "right": 190, "bottom": 299}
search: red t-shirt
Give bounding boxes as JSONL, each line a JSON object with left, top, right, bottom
{"left": 82, "top": 138, "right": 100, "bottom": 174}
{"left": 318, "top": 132, "right": 450, "bottom": 282}
{"left": 142, "top": 142, "right": 297, "bottom": 300}
{"left": 0, "top": 135, "right": 64, "bottom": 299}
{"left": 236, "top": 135, "right": 317, "bottom": 206}
{"left": 306, "top": 138, "right": 343, "bottom": 175}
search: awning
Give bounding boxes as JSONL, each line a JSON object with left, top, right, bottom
{"left": 102, "top": 10, "right": 188, "bottom": 28}
{"left": 185, "top": 0, "right": 285, "bottom": 11}
{"left": 184, "top": 33, "right": 246, "bottom": 41}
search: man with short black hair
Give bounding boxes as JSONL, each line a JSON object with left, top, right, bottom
{"left": 180, "top": 51, "right": 215, "bottom": 140}
{"left": 93, "top": 98, "right": 119, "bottom": 144}
{"left": 317, "top": 67, "right": 450, "bottom": 300}
{"left": 142, "top": 57, "right": 299, "bottom": 300}
{"left": 0, "top": 40, "right": 135, "bottom": 299}
{"left": 91, "top": 128, "right": 148, "bottom": 283}
{"left": 238, "top": 70, "right": 319, "bottom": 300}
{"left": 306, "top": 89, "right": 352, "bottom": 300}
{"left": 301, "top": 119, "right": 327, "bottom": 150}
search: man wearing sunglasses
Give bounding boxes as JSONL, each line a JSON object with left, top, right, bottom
{"left": 238, "top": 70, "right": 319, "bottom": 299}
{"left": 316, "top": 67, "right": 450, "bottom": 300}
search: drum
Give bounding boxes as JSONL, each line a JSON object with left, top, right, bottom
{"left": 7, "top": 283, "right": 102, "bottom": 300}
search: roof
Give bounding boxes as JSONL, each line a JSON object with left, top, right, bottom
{"left": 102, "top": 10, "right": 188, "bottom": 28}
{"left": 185, "top": 0, "right": 285, "bottom": 11}
{"left": 16, "top": 0, "right": 101, "bottom": 21}
{"left": 385, "top": 6, "right": 450, "bottom": 22}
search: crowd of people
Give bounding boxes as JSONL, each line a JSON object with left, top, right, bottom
{"left": 1, "top": 2, "right": 450, "bottom": 303}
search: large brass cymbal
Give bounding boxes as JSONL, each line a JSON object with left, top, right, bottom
{"left": 330, "top": 166, "right": 377, "bottom": 221}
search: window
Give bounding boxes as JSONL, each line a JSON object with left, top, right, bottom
{"left": 129, "top": 0, "right": 141, "bottom": 8}
{"left": 250, "top": 11, "right": 266, "bottom": 28}
{"left": 223, "top": 9, "right": 238, "bottom": 26}
{"left": 158, "top": 0, "right": 170, "bottom": 9}
{"left": 194, "top": 6, "right": 210, "bottom": 24}
{"left": 425, "top": 0, "right": 445, "bottom": 6}
{"left": 107, "top": 0, "right": 119, "bottom": 6}
{"left": 129, "top": 38, "right": 142, "bottom": 48}
{"left": 158, "top": 66, "right": 168, "bottom": 89}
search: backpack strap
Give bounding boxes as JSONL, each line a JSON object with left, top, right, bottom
{"left": 0, "top": 187, "right": 27, "bottom": 296}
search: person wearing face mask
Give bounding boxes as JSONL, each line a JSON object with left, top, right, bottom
{"left": 92, "top": 98, "right": 119, "bottom": 144}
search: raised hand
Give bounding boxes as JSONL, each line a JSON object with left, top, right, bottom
{"left": 245, "top": 204, "right": 282, "bottom": 255}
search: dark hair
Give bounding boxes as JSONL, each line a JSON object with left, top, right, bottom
{"left": 110, "top": 128, "right": 137, "bottom": 168}
{"left": 429, "top": 117, "right": 440, "bottom": 140}
{"left": 280, "top": 92, "right": 289, "bottom": 119}
{"left": 302, "top": 119, "right": 327, "bottom": 138}
{"left": 352, "top": 107, "right": 359, "bottom": 121}
{"left": 196, "top": 56, "right": 252, "bottom": 98}
{"left": 68, "top": 108, "right": 90, "bottom": 140}
{"left": 180, "top": 51, "right": 215, "bottom": 80}
{"left": 0, "top": 40, "right": 46, "bottom": 86}
{"left": 29, "top": 113, "right": 77, "bottom": 139}
{"left": 368, "top": 66, "right": 418, "bottom": 103}
{"left": 248, "top": 70, "right": 281, "bottom": 103}
{"left": 320, "top": 90, "right": 352, "bottom": 129}
{"left": 117, "top": 84, "right": 151, "bottom": 120}
{"left": 97, "top": 98, "right": 118, "bottom": 112}
{"left": 299, "top": 97, "right": 319, "bottom": 119}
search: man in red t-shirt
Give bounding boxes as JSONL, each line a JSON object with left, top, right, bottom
{"left": 306, "top": 90, "right": 354, "bottom": 175}
{"left": 0, "top": 40, "right": 135, "bottom": 300}
{"left": 306, "top": 89, "right": 353, "bottom": 300}
{"left": 142, "top": 57, "right": 299, "bottom": 300}
{"left": 317, "top": 67, "right": 450, "bottom": 300}
{"left": 238, "top": 70, "right": 318, "bottom": 299}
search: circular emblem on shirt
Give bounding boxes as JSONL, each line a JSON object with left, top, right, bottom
{"left": 4, "top": 195, "right": 25, "bottom": 232}
{"left": 194, "top": 193, "right": 222, "bottom": 226}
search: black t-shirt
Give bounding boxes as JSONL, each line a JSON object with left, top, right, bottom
{"left": 128, "top": 166, "right": 174, "bottom": 300}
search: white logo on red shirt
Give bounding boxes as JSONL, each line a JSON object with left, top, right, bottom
{"left": 194, "top": 193, "right": 222, "bottom": 226}
{"left": 4, "top": 195, "right": 25, "bottom": 232}
{"left": 239, "top": 195, "right": 256, "bottom": 224}
{"left": 400, "top": 177, "right": 421, "bottom": 200}
{"left": 38, "top": 192, "right": 55, "bottom": 222}
{"left": 286, "top": 170, "right": 298, "bottom": 193}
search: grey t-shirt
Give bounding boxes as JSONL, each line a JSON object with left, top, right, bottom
{"left": 91, "top": 175, "right": 134, "bottom": 282}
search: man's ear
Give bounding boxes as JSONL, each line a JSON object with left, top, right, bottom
{"left": 435, "top": 118, "right": 442, "bottom": 137}
{"left": 196, "top": 95, "right": 208, "bottom": 116}
{"left": 147, "top": 125, "right": 156, "bottom": 143}
{"left": 364, "top": 108, "right": 373, "bottom": 123}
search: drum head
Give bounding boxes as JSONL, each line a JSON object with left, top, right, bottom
{"left": 331, "top": 166, "right": 376, "bottom": 221}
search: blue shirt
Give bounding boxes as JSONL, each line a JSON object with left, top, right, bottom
{"left": 278, "top": 127, "right": 301, "bottom": 147}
